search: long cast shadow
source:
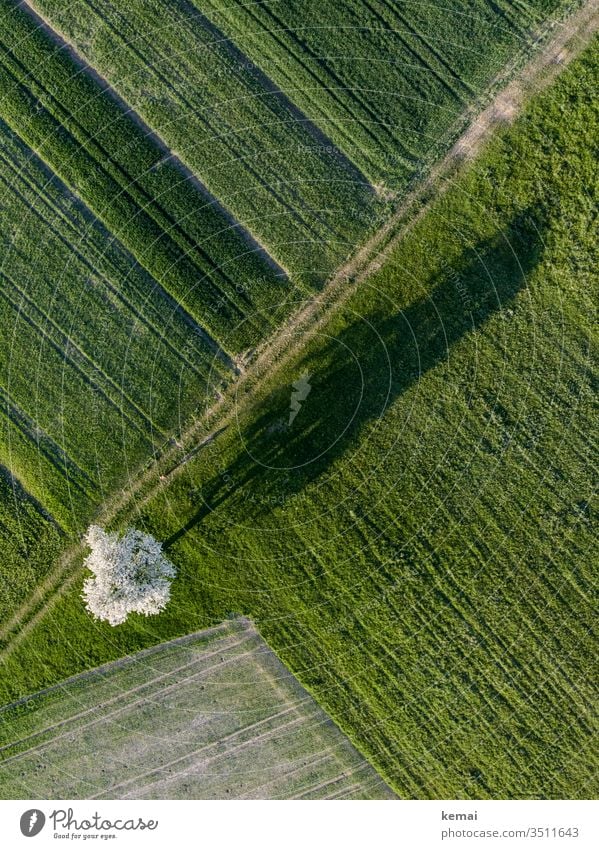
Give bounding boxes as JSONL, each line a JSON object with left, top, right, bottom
{"left": 165, "top": 207, "right": 547, "bottom": 548}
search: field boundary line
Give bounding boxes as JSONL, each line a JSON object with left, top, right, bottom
{"left": 0, "top": 626, "right": 254, "bottom": 745}
{"left": 104, "top": 0, "right": 599, "bottom": 506}
{"left": 0, "top": 0, "right": 597, "bottom": 662}
{"left": 0, "top": 617, "right": 253, "bottom": 713}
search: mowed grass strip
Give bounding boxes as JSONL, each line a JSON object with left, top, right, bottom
{"left": 28, "top": 0, "right": 382, "bottom": 281}
{"left": 200, "top": 0, "right": 571, "bottom": 189}
{"left": 0, "top": 0, "right": 289, "bottom": 352}
{"left": 2, "top": 44, "right": 595, "bottom": 799}
{"left": 0, "top": 619, "right": 395, "bottom": 799}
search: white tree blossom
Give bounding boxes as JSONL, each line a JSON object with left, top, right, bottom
{"left": 82, "top": 525, "right": 176, "bottom": 626}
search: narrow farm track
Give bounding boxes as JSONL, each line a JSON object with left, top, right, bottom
{"left": 15, "top": 0, "right": 289, "bottom": 282}
{"left": 0, "top": 0, "right": 596, "bottom": 660}
{"left": 0, "top": 110, "right": 245, "bottom": 531}
{"left": 105, "top": 0, "right": 599, "bottom": 497}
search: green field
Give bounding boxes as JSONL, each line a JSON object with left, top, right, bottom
{"left": 0, "top": 110, "right": 233, "bottom": 530}
{"left": 0, "top": 619, "right": 395, "bottom": 799}
{"left": 1, "top": 37, "right": 595, "bottom": 799}
{"left": 200, "top": 0, "right": 570, "bottom": 187}
{"left": 0, "top": 0, "right": 291, "bottom": 351}
{"left": 0, "top": 466, "right": 61, "bottom": 623}
{"left": 0, "top": 1, "right": 572, "bottom": 600}
{"left": 23, "top": 0, "right": 383, "bottom": 282}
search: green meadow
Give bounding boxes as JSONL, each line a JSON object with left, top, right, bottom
{"left": 1, "top": 43, "right": 595, "bottom": 799}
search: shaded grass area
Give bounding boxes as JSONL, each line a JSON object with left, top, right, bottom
{"left": 0, "top": 466, "right": 62, "bottom": 623}
{"left": 164, "top": 210, "right": 539, "bottom": 547}
{"left": 1, "top": 42, "right": 597, "bottom": 798}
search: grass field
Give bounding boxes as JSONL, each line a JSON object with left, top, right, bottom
{"left": 0, "top": 2, "right": 575, "bottom": 614}
{"left": 0, "top": 466, "right": 61, "bottom": 624}
{"left": 0, "top": 0, "right": 299, "bottom": 582}
{"left": 24, "top": 0, "right": 383, "bottom": 282}
{"left": 0, "top": 110, "right": 234, "bottom": 532}
{"left": 0, "top": 618, "right": 395, "bottom": 799}
{"left": 25, "top": 0, "right": 572, "bottom": 277}
{"left": 0, "top": 0, "right": 290, "bottom": 351}
{"left": 1, "top": 39, "right": 595, "bottom": 798}
{"left": 200, "top": 0, "right": 572, "bottom": 188}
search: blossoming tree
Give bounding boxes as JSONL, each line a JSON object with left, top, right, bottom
{"left": 82, "top": 525, "right": 176, "bottom": 626}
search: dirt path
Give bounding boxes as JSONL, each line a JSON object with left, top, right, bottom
{"left": 92, "top": 0, "right": 599, "bottom": 502}
{"left": 333, "top": 0, "right": 599, "bottom": 281}
{"left": 1, "top": 0, "right": 597, "bottom": 661}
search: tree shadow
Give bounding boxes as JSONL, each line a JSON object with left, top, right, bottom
{"left": 165, "top": 206, "right": 547, "bottom": 547}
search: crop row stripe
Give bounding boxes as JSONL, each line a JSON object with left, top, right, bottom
{"left": 0, "top": 48, "right": 243, "bottom": 323}
{"left": 372, "top": 0, "right": 474, "bottom": 96}
{"left": 202, "top": 0, "right": 394, "bottom": 179}
{"left": 0, "top": 11, "right": 265, "bottom": 353}
{"left": 78, "top": 0, "right": 368, "bottom": 248}
{"left": 5, "top": 0, "right": 283, "bottom": 342}
{"left": 45, "top": 0, "right": 289, "bottom": 278}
